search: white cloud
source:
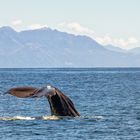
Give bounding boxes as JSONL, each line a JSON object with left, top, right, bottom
{"left": 59, "top": 21, "right": 139, "bottom": 49}
{"left": 59, "top": 22, "right": 94, "bottom": 35}
{"left": 96, "top": 36, "right": 139, "bottom": 48}
{"left": 29, "top": 24, "right": 48, "bottom": 30}
{"left": 11, "top": 20, "right": 22, "bottom": 26}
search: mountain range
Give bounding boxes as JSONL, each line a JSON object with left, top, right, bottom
{"left": 0, "top": 26, "right": 139, "bottom": 68}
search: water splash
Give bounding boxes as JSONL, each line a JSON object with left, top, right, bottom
{"left": 0, "top": 115, "right": 104, "bottom": 121}
{"left": 42, "top": 115, "right": 60, "bottom": 120}
{"left": 0, "top": 116, "right": 35, "bottom": 121}
{"left": 0, "top": 115, "right": 61, "bottom": 121}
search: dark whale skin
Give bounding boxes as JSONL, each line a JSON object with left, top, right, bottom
{"left": 46, "top": 88, "right": 80, "bottom": 117}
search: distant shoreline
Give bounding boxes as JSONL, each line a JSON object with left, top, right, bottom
{"left": 0, "top": 67, "right": 140, "bottom": 70}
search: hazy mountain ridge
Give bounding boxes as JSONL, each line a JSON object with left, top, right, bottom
{"left": 104, "top": 45, "right": 127, "bottom": 53}
{"left": 0, "top": 26, "right": 139, "bottom": 67}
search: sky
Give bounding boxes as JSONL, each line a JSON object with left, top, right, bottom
{"left": 0, "top": 0, "right": 140, "bottom": 49}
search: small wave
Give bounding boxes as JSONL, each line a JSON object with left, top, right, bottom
{"left": 91, "top": 116, "right": 104, "bottom": 119}
{"left": 80, "top": 115, "right": 104, "bottom": 120}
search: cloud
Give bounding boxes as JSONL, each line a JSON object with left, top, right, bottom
{"left": 11, "top": 20, "right": 22, "bottom": 26}
{"left": 29, "top": 24, "right": 48, "bottom": 30}
{"left": 59, "top": 22, "right": 94, "bottom": 35}
{"left": 96, "top": 36, "right": 139, "bottom": 47}
{"left": 59, "top": 21, "right": 139, "bottom": 49}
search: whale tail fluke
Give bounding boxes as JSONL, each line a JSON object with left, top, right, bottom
{"left": 7, "top": 85, "right": 80, "bottom": 117}
{"left": 54, "top": 88, "right": 80, "bottom": 116}
{"left": 7, "top": 87, "right": 40, "bottom": 98}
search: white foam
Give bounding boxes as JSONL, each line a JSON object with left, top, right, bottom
{"left": 14, "top": 116, "right": 35, "bottom": 120}
{"left": 42, "top": 115, "right": 60, "bottom": 120}
{"left": 0, "top": 116, "right": 35, "bottom": 120}
{"left": 0, "top": 115, "right": 60, "bottom": 121}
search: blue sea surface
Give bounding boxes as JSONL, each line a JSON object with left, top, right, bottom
{"left": 0, "top": 68, "right": 140, "bottom": 140}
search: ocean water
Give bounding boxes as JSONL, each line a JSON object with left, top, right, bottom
{"left": 0, "top": 68, "right": 140, "bottom": 140}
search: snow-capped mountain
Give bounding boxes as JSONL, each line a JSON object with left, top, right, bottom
{"left": 0, "top": 26, "right": 139, "bottom": 67}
